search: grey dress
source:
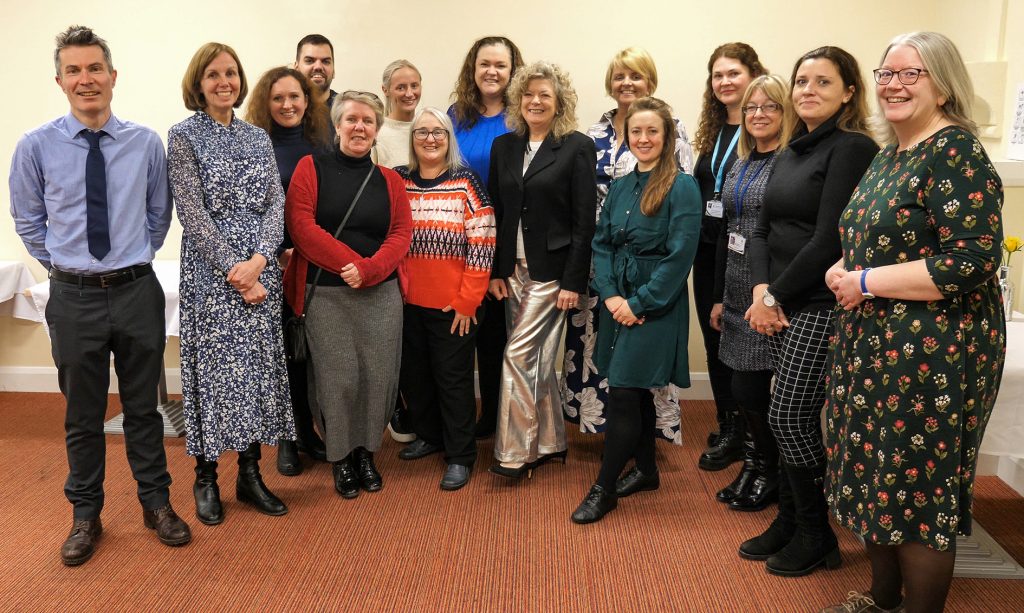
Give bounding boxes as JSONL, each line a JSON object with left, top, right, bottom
{"left": 718, "top": 150, "right": 776, "bottom": 372}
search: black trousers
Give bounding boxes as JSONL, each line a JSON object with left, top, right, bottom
{"left": 692, "top": 239, "right": 735, "bottom": 422}
{"left": 473, "top": 296, "right": 507, "bottom": 430}
{"left": 399, "top": 304, "right": 482, "bottom": 467}
{"left": 46, "top": 273, "right": 171, "bottom": 519}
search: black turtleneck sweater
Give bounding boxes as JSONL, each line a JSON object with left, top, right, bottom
{"left": 306, "top": 149, "right": 391, "bottom": 286}
{"left": 748, "top": 113, "right": 878, "bottom": 314}
{"left": 270, "top": 123, "right": 315, "bottom": 193}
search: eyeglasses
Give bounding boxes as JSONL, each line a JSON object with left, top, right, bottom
{"left": 741, "top": 102, "right": 783, "bottom": 115}
{"left": 413, "top": 128, "right": 448, "bottom": 141}
{"left": 872, "top": 68, "right": 929, "bottom": 85}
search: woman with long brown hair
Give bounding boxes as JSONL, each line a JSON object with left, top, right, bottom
{"left": 571, "top": 97, "right": 701, "bottom": 523}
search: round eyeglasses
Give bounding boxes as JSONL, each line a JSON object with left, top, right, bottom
{"left": 413, "top": 128, "right": 449, "bottom": 141}
{"left": 873, "top": 68, "right": 929, "bottom": 86}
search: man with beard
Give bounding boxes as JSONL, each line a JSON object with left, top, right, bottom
{"left": 294, "top": 34, "right": 337, "bottom": 142}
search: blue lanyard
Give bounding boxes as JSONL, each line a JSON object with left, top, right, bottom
{"left": 732, "top": 158, "right": 768, "bottom": 219}
{"left": 710, "top": 127, "right": 740, "bottom": 197}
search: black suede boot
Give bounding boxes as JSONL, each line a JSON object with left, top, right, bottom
{"left": 236, "top": 443, "right": 288, "bottom": 516}
{"left": 193, "top": 456, "right": 223, "bottom": 526}
{"left": 738, "top": 462, "right": 795, "bottom": 560}
{"left": 765, "top": 462, "right": 840, "bottom": 576}
{"left": 698, "top": 410, "right": 745, "bottom": 471}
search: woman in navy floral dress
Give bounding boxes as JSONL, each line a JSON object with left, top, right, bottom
{"left": 821, "top": 32, "right": 1005, "bottom": 613}
{"left": 562, "top": 47, "right": 693, "bottom": 444}
{"left": 168, "top": 43, "right": 295, "bottom": 526}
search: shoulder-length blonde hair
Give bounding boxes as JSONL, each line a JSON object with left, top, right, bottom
{"left": 245, "top": 66, "right": 329, "bottom": 148}
{"left": 871, "top": 31, "right": 977, "bottom": 146}
{"left": 406, "top": 107, "right": 465, "bottom": 173}
{"left": 181, "top": 42, "right": 248, "bottom": 111}
{"left": 604, "top": 47, "right": 659, "bottom": 97}
{"left": 737, "top": 75, "right": 792, "bottom": 159}
{"left": 505, "top": 61, "right": 578, "bottom": 140}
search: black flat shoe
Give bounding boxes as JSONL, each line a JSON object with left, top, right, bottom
{"left": 333, "top": 458, "right": 359, "bottom": 499}
{"left": 571, "top": 484, "right": 618, "bottom": 524}
{"left": 615, "top": 467, "right": 660, "bottom": 498}
{"left": 440, "top": 464, "right": 471, "bottom": 491}
{"left": 276, "top": 439, "right": 302, "bottom": 476}
{"left": 352, "top": 447, "right": 382, "bottom": 492}
{"left": 398, "top": 439, "right": 442, "bottom": 461}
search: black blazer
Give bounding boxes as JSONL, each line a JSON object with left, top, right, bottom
{"left": 487, "top": 130, "right": 597, "bottom": 293}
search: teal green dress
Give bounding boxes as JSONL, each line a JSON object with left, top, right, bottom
{"left": 592, "top": 170, "right": 702, "bottom": 388}
{"left": 824, "top": 126, "right": 1006, "bottom": 551}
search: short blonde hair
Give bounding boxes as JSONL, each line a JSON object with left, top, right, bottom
{"left": 505, "top": 61, "right": 578, "bottom": 140}
{"left": 872, "top": 31, "right": 977, "bottom": 146}
{"left": 181, "top": 42, "right": 247, "bottom": 112}
{"left": 737, "top": 74, "right": 792, "bottom": 159}
{"left": 330, "top": 90, "right": 385, "bottom": 144}
{"left": 406, "top": 107, "right": 465, "bottom": 173}
{"left": 604, "top": 47, "right": 658, "bottom": 97}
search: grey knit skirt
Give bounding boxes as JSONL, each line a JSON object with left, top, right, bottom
{"left": 305, "top": 279, "right": 402, "bottom": 461}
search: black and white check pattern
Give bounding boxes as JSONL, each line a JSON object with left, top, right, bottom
{"left": 766, "top": 308, "right": 834, "bottom": 467}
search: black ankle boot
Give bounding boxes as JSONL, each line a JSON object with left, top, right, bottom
{"left": 729, "top": 453, "right": 779, "bottom": 512}
{"left": 571, "top": 484, "right": 618, "bottom": 524}
{"left": 739, "top": 462, "right": 794, "bottom": 559}
{"left": 333, "top": 456, "right": 360, "bottom": 499}
{"left": 716, "top": 446, "right": 756, "bottom": 503}
{"left": 765, "top": 462, "right": 840, "bottom": 576}
{"left": 276, "top": 439, "right": 301, "bottom": 476}
{"left": 352, "top": 447, "right": 382, "bottom": 492}
{"left": 236, "top": 443, "right": 288, "bottom": 516}
{"left": 193, "top": 457, "right": 223, "bottom": 525}
{"left": 698, "top": 410, "right": 745, "bottom": 471}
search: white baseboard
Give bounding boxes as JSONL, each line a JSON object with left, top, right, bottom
{"left": 979, "top": 453, "right": 1024, "bottom": 498}
{"left": 0, "top": 366, "right": 711, "bottom": 399}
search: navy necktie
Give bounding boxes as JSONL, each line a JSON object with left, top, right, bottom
{"left": 81, "top": 129, "right": 110, "bottom": 260}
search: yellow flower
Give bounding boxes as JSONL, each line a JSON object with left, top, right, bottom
{"left": 1004, "top": 236, "right": 1023, "bottom": 254}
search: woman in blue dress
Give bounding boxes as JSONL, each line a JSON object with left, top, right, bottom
{"left": 562, "top": 47, "right": 693, "bottom": 444}
{"left": 168, "top": 43, "right": 295, "bottom": 526}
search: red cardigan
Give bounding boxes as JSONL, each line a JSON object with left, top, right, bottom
{"left": 284, "top": 155, "right": 412, "bottom": 316}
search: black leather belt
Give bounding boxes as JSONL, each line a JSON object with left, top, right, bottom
{"left": 49, "top": 263, "right": 154, "bottom": 288}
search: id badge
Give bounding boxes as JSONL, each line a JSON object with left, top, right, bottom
{"left": 705, "top": 199, "right": 724, "bottom": 218}
{"left": 728, "top": 232, "right": 746, "bottom": 254}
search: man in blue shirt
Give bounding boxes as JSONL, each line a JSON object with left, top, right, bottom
{"left": 9, "top": 25, "right": 191, "bottom": 566}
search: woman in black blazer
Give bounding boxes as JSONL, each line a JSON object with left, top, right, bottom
{"left": 487, "top": 60, "right": 597, "bottom": 479}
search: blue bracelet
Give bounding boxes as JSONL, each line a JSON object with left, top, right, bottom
{"left": 860, "top": 268, "right": 874, "bottom": 298}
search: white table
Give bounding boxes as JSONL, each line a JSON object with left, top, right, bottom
{"left": 979, "top": 315, "right": 1024, "bottom": 460}
{"left": 16, "top": 260, "right": 185, "bottom": 437}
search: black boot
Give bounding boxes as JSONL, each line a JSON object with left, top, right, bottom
{"left": 739, "top": 462, "right": 794, "bottom": 560}
{"left": 729, "top": 452, "right": 779, "bottom": 511}
{"left": 765, "top": 462, "right": 840, "bottom": 576}
{"left": 352, "top": 446, "right": 382, "bottom": 492}
{"left": 193, "top": 457, "right": 223, "bottom": 525}
{"left": 716, "top": 445, "right": 756, "bottom": 503}
{"left": 276, "top": 439, "right": 302, "bottom": 476}
{"left": 333, "top": 456, "right": 360, "bottom": 499}
{"left": 236, "top": 443, "right": 288, "bottom": 516}
{"left": 698, "top": 410, "right": 745, "bottom": 471}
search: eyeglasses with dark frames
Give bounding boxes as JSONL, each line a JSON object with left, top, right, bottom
{"left": 412, "top": 128, "right": 449, "bottom": 141}
{"left": 741, "top": 102, "right": 783, "bottom": 115}
{"left": 873, "top": 68, "right": 929, "bottom": 86}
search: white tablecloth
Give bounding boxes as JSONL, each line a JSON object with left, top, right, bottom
{"left": 17, "top": 260, "right": 181, "bottom": 337}
{"left": 979, "top": 315, "right": 1024, "bottom": 460}
{"left": 0, "top": 260, "right": 41, "bottom": 320}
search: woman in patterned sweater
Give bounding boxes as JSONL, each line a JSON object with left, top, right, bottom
{"left": 394, "top": 107, "right": 496, "bottom": 491}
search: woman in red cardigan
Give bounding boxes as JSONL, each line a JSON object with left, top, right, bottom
{"left": 284, "top": 90, "right": 412, "bottom": 499}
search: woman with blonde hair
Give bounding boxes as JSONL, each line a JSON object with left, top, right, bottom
{"left": 571, "top": 96, "right": 701, "bottom": 523}
{"left": 374, "top": 59, "right": 422, "bottom": 169}
{"left": 563, "top": 46, "right": 693, "bottom": 445}
{"left": 487, "top": 61, "right": 597, "bottom": 479}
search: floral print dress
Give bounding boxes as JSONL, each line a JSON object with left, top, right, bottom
{"left": 561, "top": 109, "right": 693, "bottom": 442}
{"left": 168, "top": 111, "right": 296, "bottom": 460}
{"left": 824, "top": 126, "right": 1005, "bottom": 551}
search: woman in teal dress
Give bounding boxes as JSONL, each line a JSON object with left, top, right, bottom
{"left": 821, "top": 32, "right": 1005, "bottom": 613}
{"left": 571, "top": 97, "right": 701, "bottom": 524}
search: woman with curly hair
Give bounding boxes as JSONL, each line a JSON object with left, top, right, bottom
{"left": 486, "top": 61, "right": 597, "bottom": 479}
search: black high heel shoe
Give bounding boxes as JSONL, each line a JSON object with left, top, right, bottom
{"left": 489, "top": 461, "right": 535, "bottom": 480}
{"left": 535, "top": 449, "right": 568, "bottom": 467}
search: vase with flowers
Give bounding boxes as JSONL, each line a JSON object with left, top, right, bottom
{"left": 1000, "top": 236, "right": 1021, "bottom": 320}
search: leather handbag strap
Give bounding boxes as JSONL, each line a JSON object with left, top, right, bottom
{"left": 301, "top": 163, "right": 376, "bottom": 314}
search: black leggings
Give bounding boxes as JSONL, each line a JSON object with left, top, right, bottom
{"left": 596, "top": 387, "right": 657, "bottom": 490}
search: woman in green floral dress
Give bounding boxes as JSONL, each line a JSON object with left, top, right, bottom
{"left": 821, "top": 32, "right": 1005, "bottom": 613}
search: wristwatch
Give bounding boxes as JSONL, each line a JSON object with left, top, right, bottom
{"left": 860, "top": 268, "right": 875, "bottom": 299}
{"left": 762, "top": 288, "right": 778, "bottom": 308}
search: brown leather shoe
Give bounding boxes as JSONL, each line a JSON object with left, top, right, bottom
{"left": 143, "top": 504, "right": 192, "bottom": 546}
{"left": 61, "top": 518, "right": 102, "bottom": 566}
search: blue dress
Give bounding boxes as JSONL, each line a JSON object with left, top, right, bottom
{"left": 561, "top": 109, "right": 694, "bottom": 442}
{"left": 168, "top": 111, "right": 295, "bottom": 460}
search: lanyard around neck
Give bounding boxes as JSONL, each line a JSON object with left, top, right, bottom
{"left": 732, "top": 157, "right": 769, "bottom": 219}
{"left": 711, "top": 126, "right": 740, "bottom": 196}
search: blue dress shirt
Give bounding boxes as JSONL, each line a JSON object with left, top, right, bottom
{"left": 9, "top": 112, "right": 173, "bottom": 274}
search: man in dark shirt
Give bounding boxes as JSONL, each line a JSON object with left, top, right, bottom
{"left": 9, "top": 25, "right": 191, "bottom": 566}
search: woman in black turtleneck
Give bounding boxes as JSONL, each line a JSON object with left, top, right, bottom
{"left": 283, "top": 91, "right": 412, "bottom": 499}
{"left": 245, "top": 67, "right": 330, "bottom": 475}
